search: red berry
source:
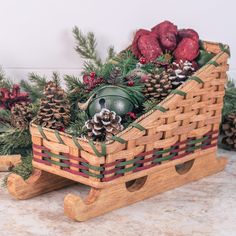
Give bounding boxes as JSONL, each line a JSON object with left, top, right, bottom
{"left": 127, "top": 112, "right": 137, "bottom": 120}
{"left": 127, "top": 80, "right": 135, "bottom": 86}
{"left": 139, "top": 57, "right": 146, "bottom": 64}
{"left": 90, "top": 71, "right": 96, "bottom": 78}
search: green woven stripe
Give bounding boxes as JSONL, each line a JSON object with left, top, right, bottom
{"left": 130, "top": 122, "right": 146, "bottom": 131}
{"left": 44, "top": 158, "right": 69, "bottom": 168}
{"left": 187, "top": 136, "right": 208, "bottom": 145}
{"left": 189, "top": 76, "right": 204, "bottom": 84}
{"left": 116, "top": 156, "right": 143, "bottom": 167}
{"left": 153, "top": 153, "right": 176, "bottom": 163}
{"left": 72, "top": 136, "right": 83, "bottom": 150}
{"left": 37, "top": 126, "right": 48, "bottom": 140}
{"left": 44, "top": 151, "right": 69, "bottom": 160}
{"left": 81, "top": 162, "right": 104, "bottom": 171}
{"left": 187, "top": 145, "right": 202, "bottom": 152}
{"left": 81, "top": 169, "right": 104, "bottom": 179}
{"left": 54, "top": 130, "right": 65, "bottom": 144}
{"left": 154, "top": 105, "right": 169, "bottom": 112}
{"left": 171, "top": 89, "right": 187, "bottom": 97}
{"left": 207, "top": 61, "right": 219, "bottom": 67}
{"left": 110, "top": 136, "right": 127, "bottom": 144}
{"left": 88, "top": 141, "right": 106, "bottom": 157}
{"left": 154, "top": 146, "right": 174, "bottom": 155}
{"left": 115, "top": 165, "right": 140, "bottom": 175}
{"left": 219, "top": 43, "right": 231, "bottom": 57}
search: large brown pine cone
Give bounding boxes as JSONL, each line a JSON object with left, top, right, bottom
{"left": 143, "top": 70, "right": 172, "bottom": 101}
{"left": 11, "top": 102, "right": 33, "bottom": 130}
{"left": 35, "top": 81, "right": 70, "bottom": 130}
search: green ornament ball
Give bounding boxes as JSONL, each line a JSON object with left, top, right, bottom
{"left": 87, "top": 85, "right": 135, "bottom": 117}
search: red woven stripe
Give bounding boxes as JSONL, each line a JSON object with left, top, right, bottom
{"left": 63, "top": 168, "right": 89, "bottom": 178}
{"left": 63, "top": 161, "right": 89, "bottom": 170}
{"left": 103, "top": 160, "right": 123, "bottom": 168}
{"left": 34, "top": 157, "right": 51, "bottom": 166}
{"left": 136, "top": 156, "right": 155, "bottom": 164}
{"left": 103, "top": 167, "right": 123, "bottom": 175}
{"left": 202, "top": 143, "right": 217, "bottom": 150}
{"left": 33, "top": 144, "right": 48, "bottom": 150}
{"left": 102, "top": 174, "right": 123, "bottom": 182}
{"left": 133, "top": 163, "right": 156, "bottom": 172}
{"left": 33, "top": 150, "right": 49, "bottom": 158}
{"left": 63, "top": 153, "right": 87, "bottom": 163}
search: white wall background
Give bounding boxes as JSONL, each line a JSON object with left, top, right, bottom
{"left": 0, "top": 0, "right": 236, "bottom": 82}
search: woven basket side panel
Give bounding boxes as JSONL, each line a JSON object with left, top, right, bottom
{"left": 104, "top": 57, "right": 228, "bottom": 180}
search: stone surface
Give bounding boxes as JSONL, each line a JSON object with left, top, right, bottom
{"left": 0, "top": 149, "right": 236, "bottom": 236}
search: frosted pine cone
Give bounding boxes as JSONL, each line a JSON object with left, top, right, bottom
{"left": 168, "top": 60, "right": 195, "bottom": 88}
{"left": 85, "top": 108, "right": 124, "bottom": 141}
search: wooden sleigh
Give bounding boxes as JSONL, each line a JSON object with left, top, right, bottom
{"left": 7, "top": 41, "right": 229, "bottom": 221}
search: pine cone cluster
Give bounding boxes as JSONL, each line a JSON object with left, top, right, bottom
{"left": 35, "top": 81, "right": 70, "bottom": 130}
{"left": 168, "top": 60, "right": 195, "bottom": 88}
{"left": 143, "top": 69, "right": 172, "bottom": 100}
{"left": 221, "top": 113, "right": 236, "bottom": 150}
{"left": 10, "top": 102, "right": 33, "bottom": 130}
{"left": 85, "top": 108, "right": 124, "bottom": 141}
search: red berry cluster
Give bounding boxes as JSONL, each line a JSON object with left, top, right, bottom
{"left": 0, "top": 84, "right": 30, "bottom": 110}
{"left": 83, "top": 72, "right": 104, "bottom": 91}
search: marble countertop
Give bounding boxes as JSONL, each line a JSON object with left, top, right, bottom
{"left": 0, "top": 149, "right": 235, "bottom": 236}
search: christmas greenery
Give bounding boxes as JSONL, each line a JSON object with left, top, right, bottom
{"left": 73, "top": 26, "right": 116, "bottom": 76}
{"left": 222, "top": 79, "right": 236, "bottom": 118}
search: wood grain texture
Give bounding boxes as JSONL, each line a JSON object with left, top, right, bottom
{"left": 64, "top": 153, "right": 227, "bottom": 221}
{"left": 0, "top": 155, "right": 21, "bottom": 172}
{"left": 7, "top": 169, "right": 74, "bottom": 200}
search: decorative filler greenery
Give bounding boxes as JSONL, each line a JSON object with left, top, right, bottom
{"left": 73, "top": 26, "right": 116, "bottom": 76}
{"left": 2, "top": 155, "right": 33, "bottom": 187}
{"left": 222, "top": 79, "right": 236, "bottom": 118}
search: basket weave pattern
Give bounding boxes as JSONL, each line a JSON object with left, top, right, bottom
{"left": 31, "top": 41, "right": 229, "bottom": 188}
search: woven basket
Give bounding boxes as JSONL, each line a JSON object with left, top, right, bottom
{"left": 30, "top": 41, "right": 230, "bottom": 188}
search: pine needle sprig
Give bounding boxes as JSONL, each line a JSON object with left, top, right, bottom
{"left": 0, "top": 68, "right": 12, "bottom": 89}
{"left": 66, "top": 111, "right": 88, "bottom": 137}
{"left": 73, "top": 26, "right": 102, "bottom": 68}
{"left": 106, "top": 46, "right": 116, "bottom": 61}
{"left": 2, "top": 155, "right": 33, "bottom": 187}
{"left": 222, "top": 79, "right": 236, "bottom": 117}
{"left": 0, "top": 128, "right": 32, "bottom": 156}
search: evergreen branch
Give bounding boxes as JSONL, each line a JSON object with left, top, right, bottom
{"left": 2, "top": 155, "right": 33, "bottom": 187}
{"left": 73, "top": 26, "right": 102, "bottom": 67}
{"left": 20, "top": 80, "right": 42, "bottom": 103}
{"left": 106, "top": 46, "right": 116, "bottom": 61}
{"left": 0, "top": 128, "right": 32, "bottom": 156}
{"left": 0, "top": 68, "right": 12, "bottom": 89}
{"left": 51, "top": 72, "right": 61, "bottom": 86}
{"left": 28, "top": 73, "right": 47, "bottom": 90}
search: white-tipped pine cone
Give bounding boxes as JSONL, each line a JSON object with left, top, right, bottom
{"left": 85, "top": 108, "right": 124, "bottom": 141}
{"left": 168, "top": 60, "right": 195, "bottom": 88}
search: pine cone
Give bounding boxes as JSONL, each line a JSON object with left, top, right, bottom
{"left": 107, "top": 67, "right": 122, "bottom": 84}
{"left": 222, "top": 113, "right": 236, "bottom": 150}
{"left": 168, "top": 60, "right": 195, "bottom": 88}
{"left": 35, "top": 81, "right": 70, "bottom": 130}
{"left": 85, "top": 108, "right": 124, "bottom": 141}
{"left": 11, "top": 102, "right": 33, "bottom": 129}
{"left": 143, "top": 70, "right": 172, "bottom": 100}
